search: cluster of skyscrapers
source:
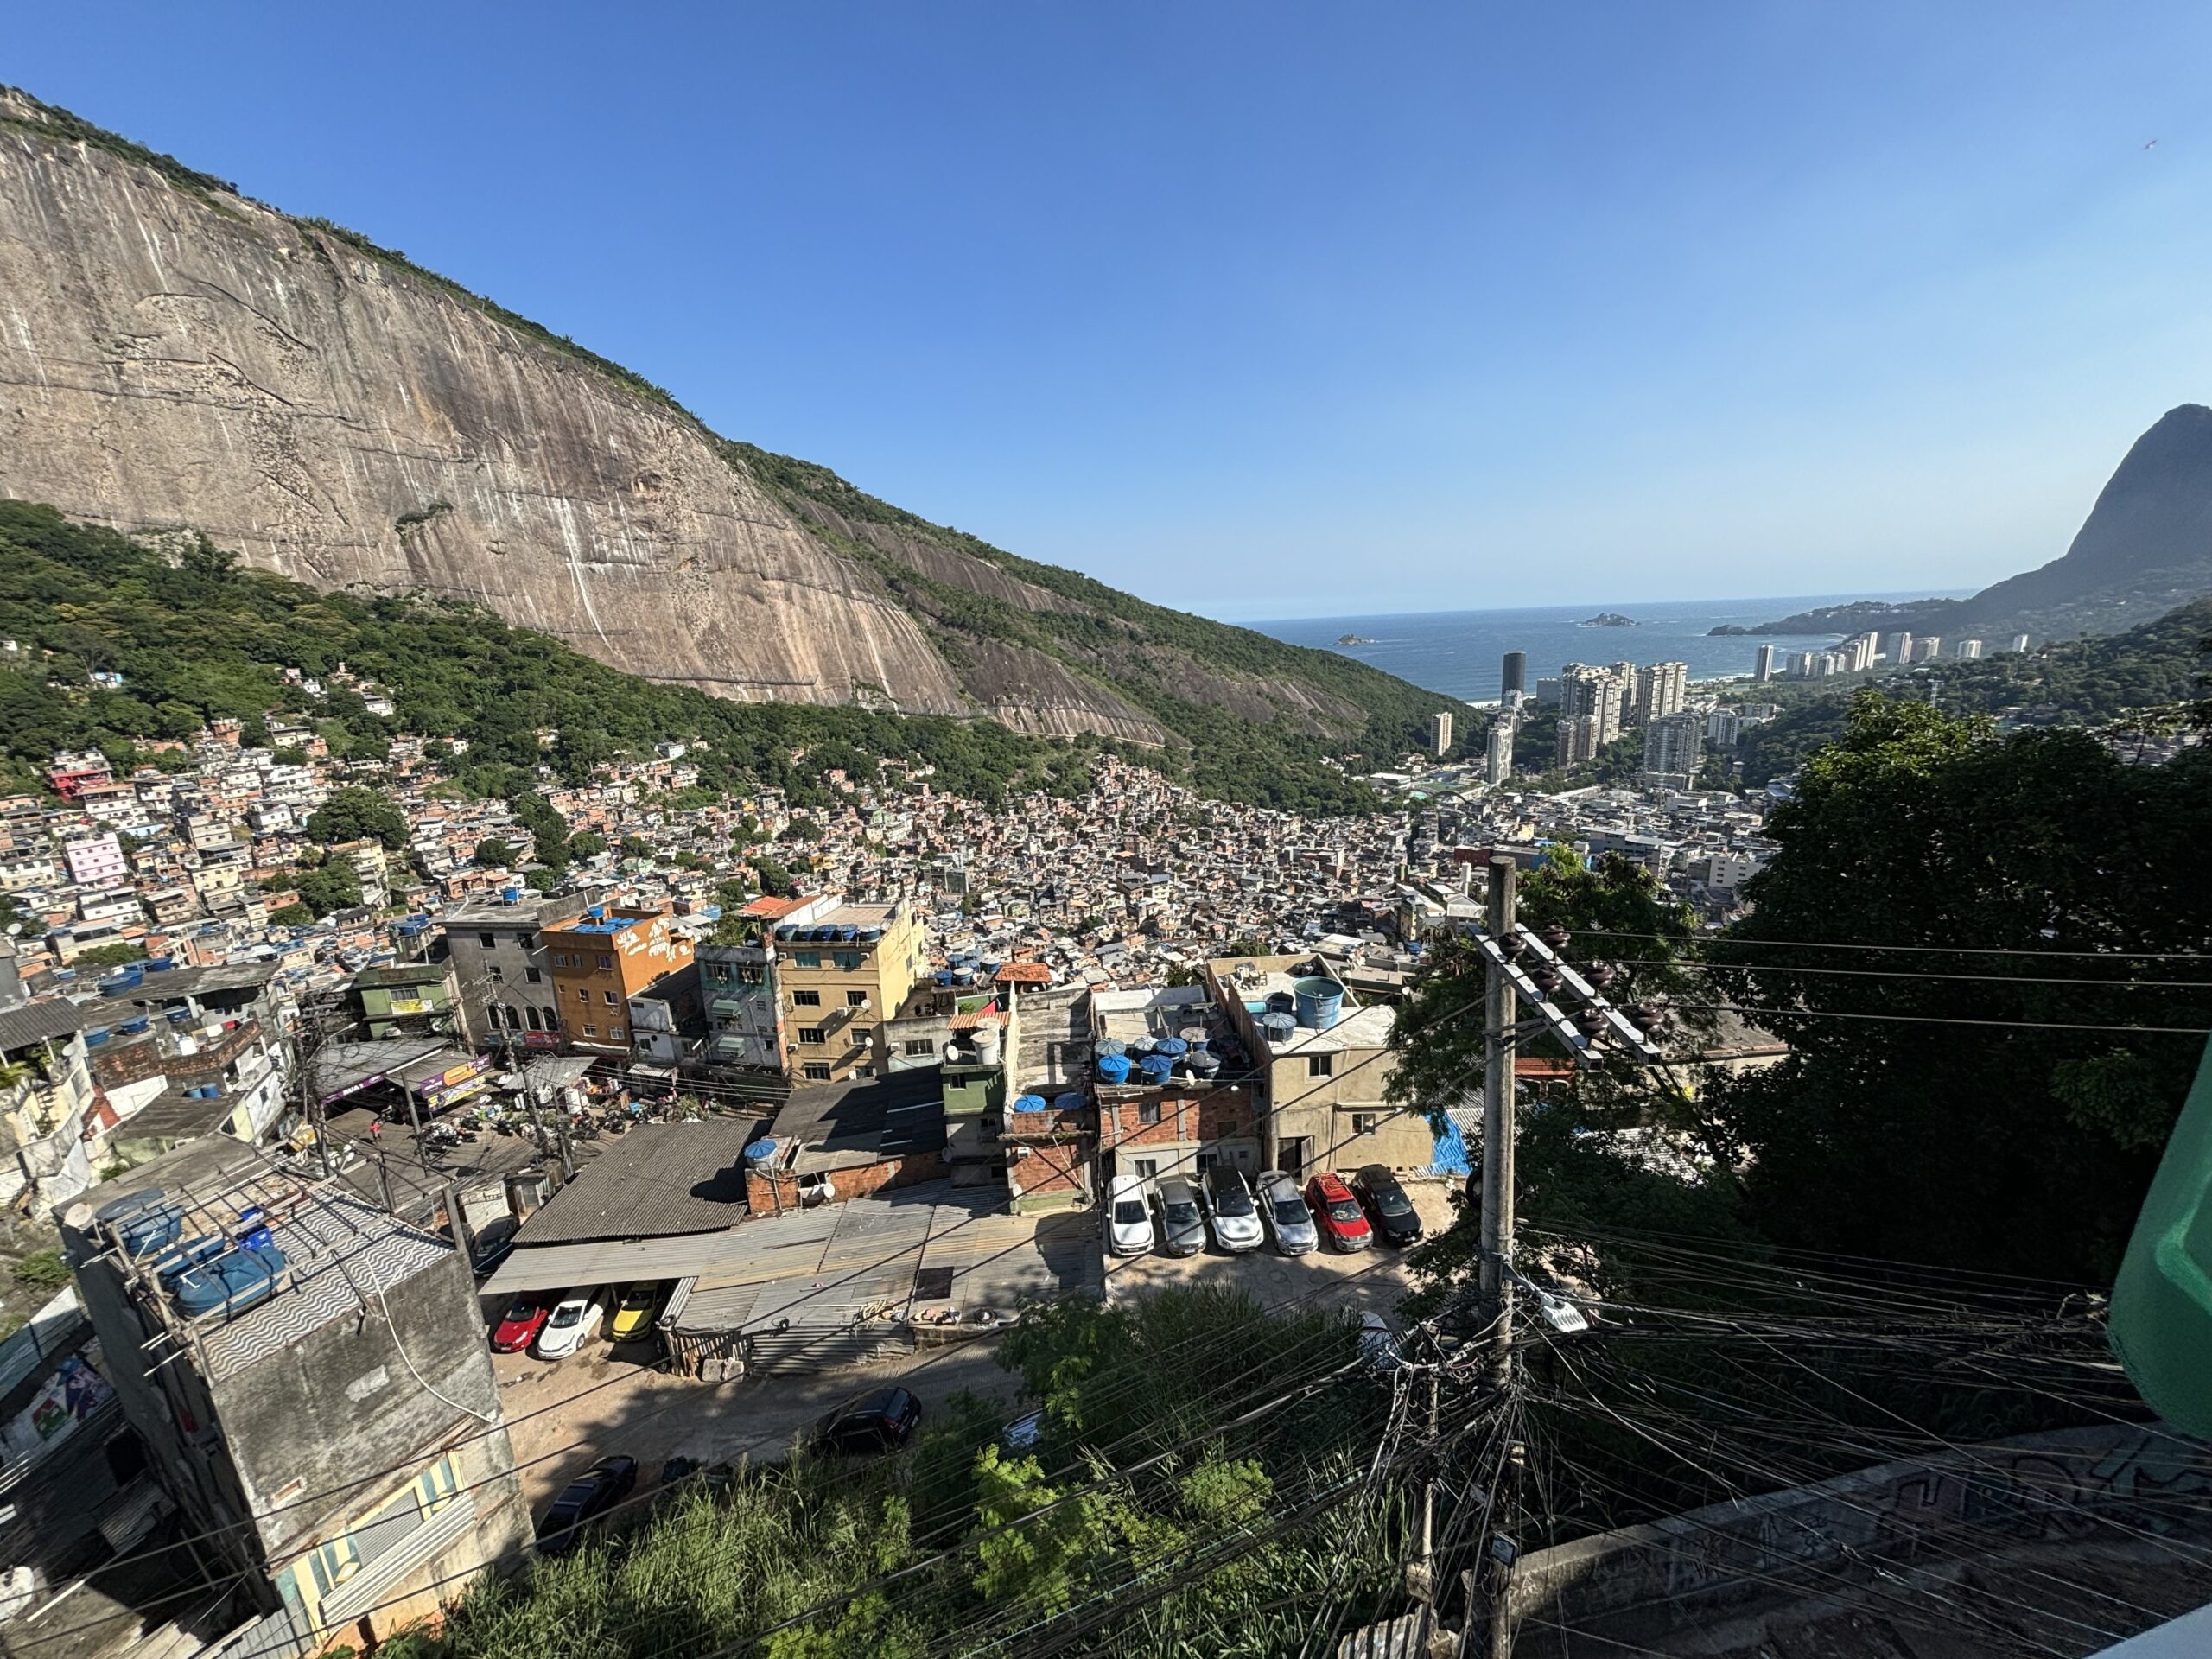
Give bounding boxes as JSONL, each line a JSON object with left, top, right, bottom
{"left": 1548, "top": 658, "right": 1691, "bottom": 767}
{"left": 1752, "top": 629, "right": 2026, "bottom": 683}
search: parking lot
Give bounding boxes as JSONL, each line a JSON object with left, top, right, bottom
{"left": 1099, "top": 1175, "right": 1459, "bottom": 1316}
{"left": 484, "top": 1175, "right": 1460, "bottom": 1516}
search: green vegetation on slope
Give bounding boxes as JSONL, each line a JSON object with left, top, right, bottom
{"left": 1735, "top": 596, "right": 2212, "bottom": 785}
{"left": 0, "top": 502, "right": 1103, "bottom": 808}
{"left": 411, "top": 1287, "right": 1396, "bottom": 1659}
{"left": 730, "top": 443, "right": 1452, "bottom": 810}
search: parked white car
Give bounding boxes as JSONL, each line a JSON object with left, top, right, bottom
{"left": 536, "top": 1290, "right": 606, "bottom": 1359}
{"left": 1202, "top": 1167, "right": 1265, "bottom": 1254}
{"left": 1106, "top": 1174, "right": 1155, "bottom": 1256}
{"left": 1257, "top": 1170, "right": 1319, "bottom": 1255}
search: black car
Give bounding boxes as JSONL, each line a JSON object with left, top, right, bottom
{"left": 536, "top": 1455, "right": 639, "bottom": 1553}
{"left": 1351, "top": 1165, "right": 1424, "bottom": 1246}
{"left": 810, "top": 1387, "right": 923, "bottom": 1454}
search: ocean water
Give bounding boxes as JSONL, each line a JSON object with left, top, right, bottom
{"left": 1249, "top": 591, "right": 1968, "bottom": 703}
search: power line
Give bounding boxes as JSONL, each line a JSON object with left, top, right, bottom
{"left": 1567, "top": 927, "right": 2211, "bottom": 963}
{"left": 1666, "top": 999, "right": 2212, "bottom": 1035}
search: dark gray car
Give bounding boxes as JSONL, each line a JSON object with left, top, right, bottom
{"left": 1153, "top": 1177, "right": 1207, "bottom": 1256}
{"left": 1257, "top": 1170, "right": 1319, "bottom": 1255}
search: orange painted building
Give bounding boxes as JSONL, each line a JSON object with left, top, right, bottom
{"left": 543, "top": 905, "right": 696, "bottom": 1055}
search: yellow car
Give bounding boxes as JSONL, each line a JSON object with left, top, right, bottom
{"left": 609, "top": 1284, "right": 666, "bottom": 1343}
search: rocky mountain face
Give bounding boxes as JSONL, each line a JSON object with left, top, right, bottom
{"left": 1732, "top": 404, "right": 2212, "bottom": 642}
{"left": 0, "top": 90, "right": 1431, "bottom": 752}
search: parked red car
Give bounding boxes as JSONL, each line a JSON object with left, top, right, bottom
{"left": 1305, "top": 1172, "right": 1374, "bottom": 1252}
{"left": 491, "top": 1297, "right": 551, "bottom": 1353}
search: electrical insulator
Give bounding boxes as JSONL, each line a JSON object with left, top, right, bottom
{"left": 1539, "top": 925, "right": 1571, "bottom": 951}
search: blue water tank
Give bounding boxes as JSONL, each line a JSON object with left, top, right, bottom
{"left": 84, "top": 1029, "right": 111, "bottom": 1048}
{"left": 1294, "top": 977, "right": 1344, "bottom": 1031}
{"left": 744, "top": 1137, "right": 779, "bottom": 1167}
{"left": 167, "top": 1008, "right": 192, "bottom": 1025}
{"left": 145, "top": 957, "right": 175, "bottom": 973}
{"left": 859, "top": 927, "right": 884, "bottom": 944}
{"left": 1013, "top": 1093, "right": 1048, "bottom": 1113}
{"left": 935, "top": 970, "right": 954, "bottom": 988}
{"left": 118, "top": 1017, "right": 150, "bottom": 1035}
{"left": 1052, "top": 1091, "right": 1085, "bottom": 1114}
{"left": 1095, "top": 1054, "right": 1132, "bottom": 1085}
{"left": 1154, "top": 1038, "right": 1189, "bottom": 1058}
{"left": 503, "top": 886, "right": 522, "bottom": 904}
{"left": 1139, "top": 1054, "right": 1176, "bottom": 1082}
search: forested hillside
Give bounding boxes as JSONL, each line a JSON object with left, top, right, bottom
{"left": 1735, "top": 595, "right": 2212, "bottom": 785}
{"left": 0, "top": 502, "right": 1392, "bottom": 810}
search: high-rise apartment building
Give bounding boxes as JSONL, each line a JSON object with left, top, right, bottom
{"left": 1845, "top": 632, "right": 1879, "bottom": 672}
{"left": 1428, "top": 711, "right": 1453, "bottom": 756}
{"left": 1639, "top": 710, "right": 1705, "bottom": 789}
{"left": 2009, "top": 633, "right": 2031, "bottom": 653}
{"left": 1910, "top": 637, "right": 1943, "bottom": 664}
{"left": 1559, "top": 664, "right": 1630, "bottom": 750}
{"left": 1630, "top": 661, "right": 1688, "bottom": 726}
{"left": 1556, "top": 715, "right": 1606, "bottom": 769}
{"left": 1500, "top": 651, "right": 1527, "bottom": 699}
{"left": 1484, "top": 721, "right": 1514, "bottom": 788}
{"left": 1752, "top": 644, "right": 1776, "bottom": 683}
{"left": 1885, "top": 632, "right": 1913, "bottom": 664}
{"left": 1955, "top": 639, "right": 1983, "bottom": 659}
{"left": 1705, "top": 708, "right": 1742, "bottom": 747}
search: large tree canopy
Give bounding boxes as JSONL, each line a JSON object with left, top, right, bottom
{"left": 1706, "top": 694, "right": 2212, "bottom": 1283}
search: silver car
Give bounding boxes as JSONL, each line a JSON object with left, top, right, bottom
{"left": 1202, "top": 1167, "right": 1265, "bottom": 1254}
{"left": 1153, "top": 1178, "right": 1207, "bottom": 1256}
{"left": 1257, "top": 1170, "right": 1318, "bottom": 1255}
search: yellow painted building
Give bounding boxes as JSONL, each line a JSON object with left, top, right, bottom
{"left": 772, "top": 901, "right": 926, "bottom": 1083}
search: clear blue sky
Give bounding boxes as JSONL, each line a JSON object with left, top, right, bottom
{"left": 10, "top": 3, "right": 2210, "bottom": 619}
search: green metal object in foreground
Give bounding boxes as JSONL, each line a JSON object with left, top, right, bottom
{"left": 2112, "top": 1037, "right": 2212, "bottom": 1439}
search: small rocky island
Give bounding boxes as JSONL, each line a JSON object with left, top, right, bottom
{"left": 1335, "top": 632, "right": 1377, "bottom": 645}
{"left": 1582, "top": 612, "right": 1637, "bottom": 628}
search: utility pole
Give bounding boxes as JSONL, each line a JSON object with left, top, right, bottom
{"left": 1478, "top": 855, "right": 1517, "bottom": 1384}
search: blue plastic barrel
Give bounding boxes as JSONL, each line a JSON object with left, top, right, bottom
{"left": 1096, "top": 1054, "right": 1132, "bottom": 1085}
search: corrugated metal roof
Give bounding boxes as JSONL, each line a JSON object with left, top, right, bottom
{"left": 0, "top": 998, "right": 86, "bottom": 1052}
{"left": 483, "top": 1229, "right": 756, "bottom": 1296}
{"left": 510, "top": 1121, "right": 757, "bottom": 1245}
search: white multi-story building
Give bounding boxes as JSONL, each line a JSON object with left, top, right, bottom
{"left": 1639, "top": 711, "right": 1704, "bottom": 789}
{"left": 64, "top": 833, "right": 129, "bottom": 891}
{"left": 1484, "top": 721, "right": 1514, "bottom": 789}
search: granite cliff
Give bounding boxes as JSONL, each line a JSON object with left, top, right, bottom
{"left": 0, "top": 89, "right": 1439, "bottom": 756}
